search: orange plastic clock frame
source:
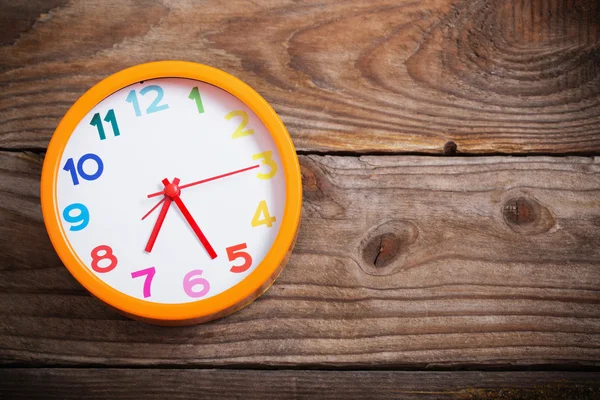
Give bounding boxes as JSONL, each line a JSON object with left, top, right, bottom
{"left": 40, "top": 61, "right": 302, "bottom": 325}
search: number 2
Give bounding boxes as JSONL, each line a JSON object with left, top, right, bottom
{"left": 131, "top": 267, "right": 156, "bottom": 298}
{"left": 225, "top": 110, "right": 254, "bottom": 139}
{"left": 226, "top": 243, "right": 252, "bottom": 273}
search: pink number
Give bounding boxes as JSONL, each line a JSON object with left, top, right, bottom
{"left": 226, "top": 243, "right": 252, "bottom": 273}
{"left": 183, "top": 269, "right": 210, "bottom": 298}
{"left": 131, "top": 267, "right": 156, "bottom": 298}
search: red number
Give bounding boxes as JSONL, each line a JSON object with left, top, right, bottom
{"left": 90, "top": 245, "right": 118, "bottom": 273}
{"left": 226, "top": 243, "right": 252, "bottom": 273}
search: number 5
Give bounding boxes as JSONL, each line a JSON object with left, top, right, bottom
{"left": 226, "top": 243, "right": 252, "bottom": 273}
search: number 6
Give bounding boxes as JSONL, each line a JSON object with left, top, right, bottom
{"left": 183, "top": 270, "right": 210, "bottom": 298}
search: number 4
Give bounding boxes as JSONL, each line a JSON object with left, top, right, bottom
{"left": 251, "top": 200, "right": 276, "bottom": 228}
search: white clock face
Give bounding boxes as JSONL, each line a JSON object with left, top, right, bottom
{"left": 55, "top": 78, "right": 286, "bottom": 304}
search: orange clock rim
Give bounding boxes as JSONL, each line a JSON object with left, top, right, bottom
{"left": 40, "top": 61, "right": 302, "bottom": 323}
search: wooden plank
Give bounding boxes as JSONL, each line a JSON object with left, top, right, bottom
{"left": 1, "top": 369, "right": 600, "bottom": 400}
{"left": 1, "top": 0, "right": 599, "bottom": 154}
{"left": 1, "top": 151, "right": 599, "bottom": 367}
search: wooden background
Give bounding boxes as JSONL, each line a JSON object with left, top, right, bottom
{"left": 1, "top": 0, "right": 600, "bottom": 398}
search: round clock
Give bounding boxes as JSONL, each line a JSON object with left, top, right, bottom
{"left": 40, "top": 61, "right": 302, "bottom": 325}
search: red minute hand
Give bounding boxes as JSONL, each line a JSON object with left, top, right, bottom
{"left": 169, "top": 184, "right": 218, "bottom": 259}
{"left": 147, "top": 164, "right": 259, "bottom": 198}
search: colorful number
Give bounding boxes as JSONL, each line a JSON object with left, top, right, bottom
{"left": 251, "top": 200, "right": 276, "bottom": 228}
{"left": 62, "top": 203, "right": 90, "bottom": 231}
{"left": 188, "top": 86, "right": 204, "bottom": 114}
{"left": 131, "top": 267, "right": 156, "bottom": 298}
{"left": 125, "top": 89, "right": 142, "bottom": 116}
{"left": 225, "top": 110, "right": 254, "bottom": 139}
{"left": 226, "top": 243, "right": 253, "bottom": 273}
{"left": 126, "top": 85, "right": 169, "bottom": 116}
{"left": 63, "top": 153, "right": 104, "bottom": 185}
{"left": 252, "top": 150, "right": 278, "bottom": 180}
{"left": 183, "top": 270, "right": 210, "bottom": 298}
{"left": 90, "top": 109, "right": 120, "bottom": 140}
{"left": 90, "top": 245, "right": 118, "bottom": 273}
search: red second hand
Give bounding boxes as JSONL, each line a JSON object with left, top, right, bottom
{"left": 147, "top": 164, "right": 260, "bottom": 198}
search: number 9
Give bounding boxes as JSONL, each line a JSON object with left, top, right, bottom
{"left": 183, "top": 269, "right": 210, "bottom": 298}
{"left": 62, "top": 203, "right": 90, "bottom": 231}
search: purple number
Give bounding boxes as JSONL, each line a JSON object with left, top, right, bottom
{"left": 183, "top": 269, "right": 210, "bottom": 298}
{"left": 131, "top": 267, "right": 156, "bottom": 298}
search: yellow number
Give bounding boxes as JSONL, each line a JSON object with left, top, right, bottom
{"left": 252, "top": 150, "right": 278, "bottom": 180}
{"left": 251, "top": 200, "right": 276, "bottom": 228}
{"left": 225, "top": 110, "right": 254, "bottom": 139}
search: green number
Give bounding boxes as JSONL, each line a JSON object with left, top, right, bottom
{"left": 188, "top": 86, "right": 204, "bottom": 114}
{"left": 90, "top": 109, "right": 120, "bottom": 141}
{"left": 90, "top": 113, "right": 105, "bottom": 140}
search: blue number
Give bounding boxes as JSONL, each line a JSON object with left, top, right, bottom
{"left": 77, "top": 153, "right": 104, "bottom": 181}
{"left": 126, "top": 90, "right": 142, "bottom": 117}
{"left": 126, "top": 85, "right": 169, "bottom": 116}
{"left": 63, "top": 203, "right": 90, "bottom": 231}
{"left": 62, "top": 153, "right": 104, "bottom": 185}
{"left": 140, "top": 85, "right": 169, "bottom": 114}
{"left": 63, "top": 158, "right": 79, "bottom": 185}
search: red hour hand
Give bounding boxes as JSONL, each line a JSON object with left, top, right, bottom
{"left": 144, "top": 178, "right": 179, "bottom": 253}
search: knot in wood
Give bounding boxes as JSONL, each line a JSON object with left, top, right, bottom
{"left": 359, "top": 220, "right": 418, "bottom": 275}
{"left": 502, "top": 195, "right": 555, "bottom": 235}
{"left": 503, "top": 197, "right": 536, "bottom": 225}
{"left": 363, "top": 232, "right": 400, "bottom": 269}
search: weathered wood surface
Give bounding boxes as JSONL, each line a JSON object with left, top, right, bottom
{"left": 1, "top": 150, "right": 599, "bottom": 367}
{"left": 2, "top": 369, "right": 600, "bottom": 400}
{"left": 1, "top": 0, "right": 600, "bottom": 154}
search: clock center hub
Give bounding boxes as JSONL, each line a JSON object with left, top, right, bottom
{"left": 164, "top": 182, "right": 181, "bottom": 198}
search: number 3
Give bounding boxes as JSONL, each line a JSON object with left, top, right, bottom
{"left": 252, "top": 150, "right": 278, "bottom": 180}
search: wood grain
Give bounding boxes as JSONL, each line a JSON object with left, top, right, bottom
{"left": 1, "top": 0, "right": 599, "bottom": 154}
{"left": 1, "top": 151, "right": 600, "bottom": 367}
{"left": 2, "top": 369, "right": 600, "bottom": 400}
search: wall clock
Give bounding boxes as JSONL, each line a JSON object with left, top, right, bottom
{"left": 40, "top": 61, "right": 302, "bottom": 325}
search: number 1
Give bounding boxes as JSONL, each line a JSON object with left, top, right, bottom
{"left": 131, "top": 267, "right": 156, "bottom": 298}
{"left": 188, "top": 86, "right": 204, "bottom": 114}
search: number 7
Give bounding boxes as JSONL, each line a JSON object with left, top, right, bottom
{"left": 131, "top": 267, "right": 156, "bottom": 298}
